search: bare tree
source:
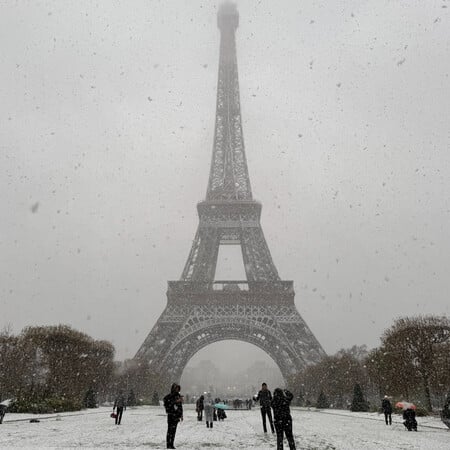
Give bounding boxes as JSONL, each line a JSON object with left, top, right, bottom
{"left": 380, "top": 315, "right": 450, "bottom": 411}
{"left": 115, "top": 358, "right": 165, "bottom": 404}
{"left": 1, "top": 325, "right": 115, "bottom": 409}
{"left": 290, "top": 347, "right": 368, "bottom": 408}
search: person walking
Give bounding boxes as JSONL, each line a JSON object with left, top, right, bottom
{"left": 204, "top": 392, "right": 214, "bottom": 428}
{"left": 254, "top": 382, "right": 275, "bottom": 433}
{"left": 381, "top": 395, "right": 392, "bottom": 425}
{"left": 164, "top": 383, "right": 184, "bottom": 449}
{"left": 271, "top": 388, "right": 296, "bottom": 450}
{"left": 113, "top": 390, "right": 127, "bottom": 425}
{"left": 196, "top": 395, "right": 204, "bottom": 421}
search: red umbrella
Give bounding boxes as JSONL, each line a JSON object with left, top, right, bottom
{"left": 395, "top": 401, "right": 416, "bottom": 410}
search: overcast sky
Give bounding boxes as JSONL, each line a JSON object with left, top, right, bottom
{"left": 1, "top": 1, "right": 449, "bottom": 372}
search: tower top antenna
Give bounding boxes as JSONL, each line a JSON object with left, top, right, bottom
{"left": 135, "top": 0, "right": 325, "bottom": 386}
{"left": 217, "top": 2, "right": 239, "bottom": 31}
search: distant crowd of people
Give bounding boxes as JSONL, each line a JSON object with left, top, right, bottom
{"left": 0, "top": 383, "right": 420, "bottom": 449}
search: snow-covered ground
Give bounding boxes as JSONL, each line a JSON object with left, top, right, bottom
{"left": 0, "top": 405, "right": 448, "bottom": 449}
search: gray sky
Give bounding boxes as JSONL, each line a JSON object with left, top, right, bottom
{"left": 1, "top": 0, "right": 449, "bottom": 370}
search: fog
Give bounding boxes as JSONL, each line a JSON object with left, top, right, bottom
{"left": 1, "top": 0, "right": 449, "bottom": 377}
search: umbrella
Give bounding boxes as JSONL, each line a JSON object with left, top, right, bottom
{"left": 214, "top": 403, "right": 229, "bottom": 410}
{"left": 395, "top": 401, "right": 416, "bottom": 410}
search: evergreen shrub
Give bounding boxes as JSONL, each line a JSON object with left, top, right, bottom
{"left": 316, "top": 391, "right": 330, "bottom": 409}
{"left": 350, "top": 383, "right": 369, "bottom": 412}
{"left": 9, "top": 397, "right": 82, "bottom": 414}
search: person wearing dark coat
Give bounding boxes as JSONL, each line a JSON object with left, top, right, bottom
{"left": 381, "top": 396, "right": 392, "bottom": 425}
{"left": 403, "top": 408, "right": 417, "bottom": 431}
{"left": 213, "top": 397, "right": 221, "bottom": 421}
{"left": 254, "top": 382, "right": 275, "bottom": 433}
{"left": 196, "top": 395, "right": 204, "bottom": 421}
{"left": 215, "top": 397, "right": 227, "bottom": 421}
{"left": 164, "top": 383, "right": 184, "bottom": 449}
{"left": 441, "top": 392, "right": 450, "bottom": 429}
{"left": 0, "top": 404, "right": 7, "bottom": 424}
{"left": 217, "top": 407, "right": 227, "bottom": 421}
{"left": 113, "top": 391, "right": 127, "bottom": 425}
{"left": 271, "top": 388, "right": 296, "bottom": 450}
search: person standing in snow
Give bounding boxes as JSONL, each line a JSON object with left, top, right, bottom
{"left": 271, "top": 388, "right": 296, "bottom": 450}
{"left": 254, "top": 382, "right": 275, "bottom": 433}
{"left": 0, "top": 400, "right": 9, "bottom": 424}
{"left": 204, "top": 392, "right": 214, "bottom": 428}
{"left": 196, "top": 394, "right": 204, "bottom": 421}
{"left": 164, "top": 383, "right": 183, "bottom": 449}
{"left": 441, "top": 392, "right": 450, "bottom": 428}
{"left": 113, "top": 390, "right": 127, "bottom": 425}
{"left": 217, "top": 406, "right": 227, "bottom": 421}
{"left": 381, "top": 395, "right": 392, "bottom": 425}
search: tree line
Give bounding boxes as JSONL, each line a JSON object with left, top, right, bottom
{"left": 0, "top": 325, "right": 163, "bottom": 412}
{"left": 1, "top": 315, "right": 448, "bottom": 414}
{"left": 288, "top": 315, "right": 450, "bottom": 413}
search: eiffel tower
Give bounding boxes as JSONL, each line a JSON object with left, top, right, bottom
{"left": 136, "top": 2, "right": 325, "bottom": 382}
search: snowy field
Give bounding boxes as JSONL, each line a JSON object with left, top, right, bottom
{"left": 1, "top": 405, "right": 448, "bottom": 449}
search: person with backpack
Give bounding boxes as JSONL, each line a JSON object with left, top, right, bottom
{"left": 163, "top": 383, "right": 183, "bottom": 449}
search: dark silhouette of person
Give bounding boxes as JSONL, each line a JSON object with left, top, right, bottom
{"left": 441, "top": 392, "right": 450, "bottom": 429}
{"left": 214, "top": 397, "right": 220, "bottom": 421}
{"left": 381, "top": 395, "right": 392, "bottom": 425}
{"left": 403, "top": 407, "right": 417, "bottom": 431}
{"left": 0, "top": 404, "right": 7, "bottom": 424}
{"left": 164, "top": 383, "right": 183, "bottom": 449}
{"left": 217, "top": 407, "right": 227, "bottom": 421}
{"left": 214, "top": 397, "right": 227, "bottom": 421}
{"left": 254, "top": 382, "right": 275, "bottom": 433}
{"left": 196, "top": 395, "right": 204, "bottom": 421}
{"left": 113, "top": 391, "right": 126, "bottom": 425}
{"left": 271, "top": 388, "right": 296, "bottom": 450}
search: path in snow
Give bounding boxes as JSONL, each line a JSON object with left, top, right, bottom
{"left": 0, "top": 405, "right": 448, "bottom": 449}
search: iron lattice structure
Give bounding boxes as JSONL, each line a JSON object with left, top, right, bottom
{"left": 136, "top": 2, "right": 325, "bottom": 382}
